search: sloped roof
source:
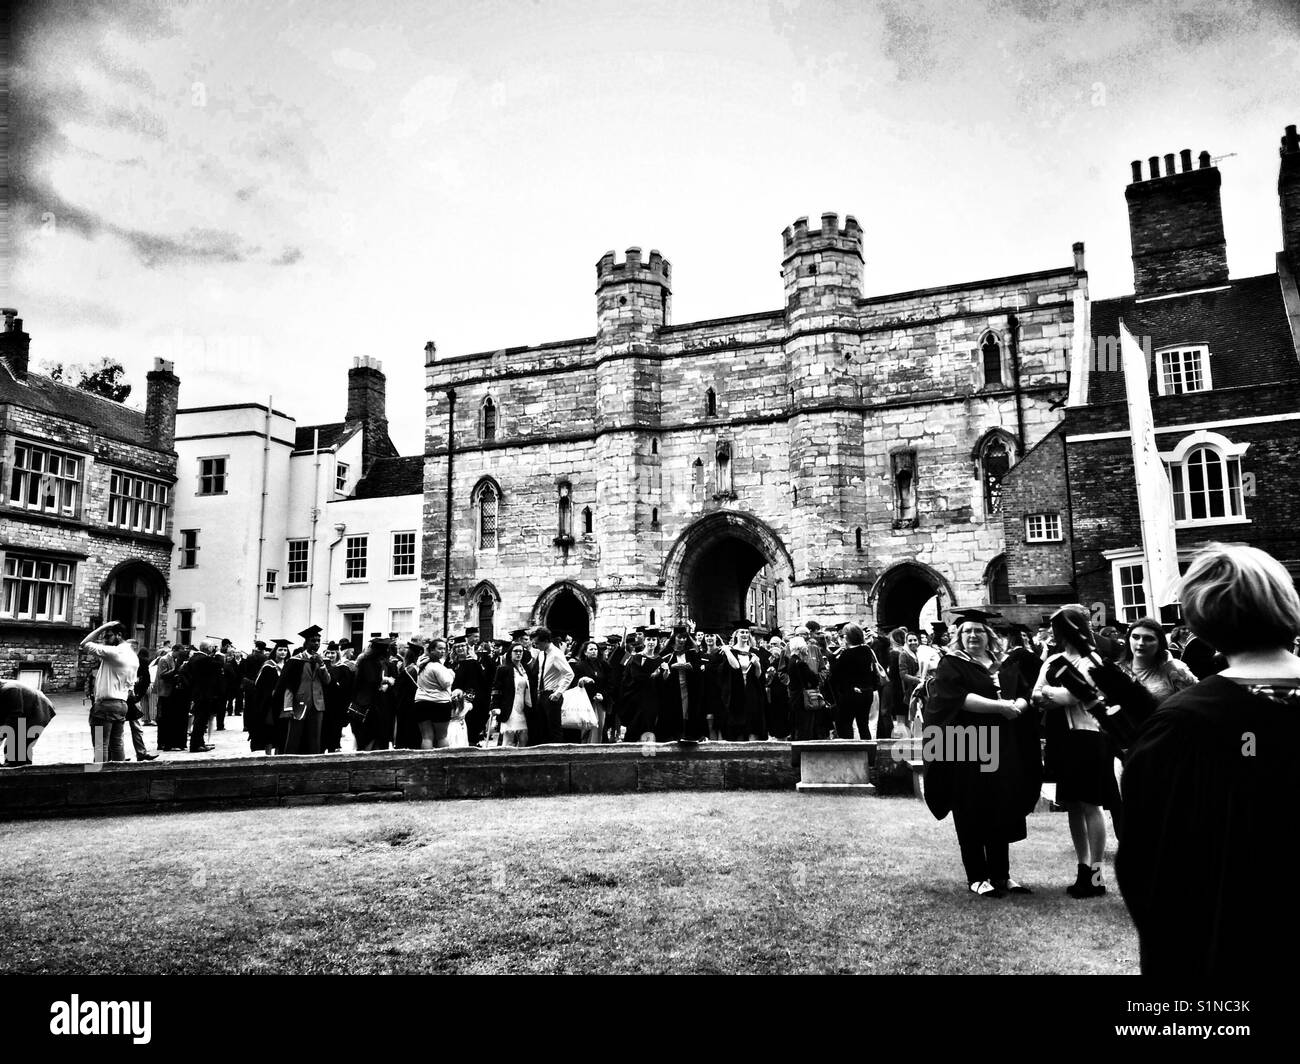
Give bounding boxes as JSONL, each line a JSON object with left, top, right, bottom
{"left": 0, "top": 366, "right": 153, "bottom": 449}
{"left": 293, "top": 422, "right": 355, "bottom": 452}
{"left": 353, "top": 454, "right": 424, "bottom": 498}
{"left": 1087, "top": 273, "right": 1298, "bottom": 404}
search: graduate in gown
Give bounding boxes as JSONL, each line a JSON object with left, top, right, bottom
{"left": 618, "top": 634, "right": 660, "bottom": 741}
{"left": 1117, "top": 545, "right": 1300, "bottom": 975}
{"left": 923, "top": 609, "right": 1042, "bottom": 897}
{"left": 655, "top": 626, "right": 706, "bottom": 742}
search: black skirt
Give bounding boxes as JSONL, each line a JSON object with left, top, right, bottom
{"left": 414, "top": 697, "right": 453, "bottom": 724}
{"left": 1055, "top": 729, "right": 1119, "bottom": 808}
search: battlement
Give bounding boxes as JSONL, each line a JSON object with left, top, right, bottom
{"left": 596, "top": 247, "right": 672, "bottom": 290}
{"left": 782, "top": 212, "right": 863, "bottom": 256}
{"left": 1129, "top": 149, "right": 1213, "bottom": 184}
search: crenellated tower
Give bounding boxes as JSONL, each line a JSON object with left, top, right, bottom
{"left": 594, "top": 248, "right": 672, "bottom": 619}
{"left": 782, "top": 213, "right": 869, "bottom": 618}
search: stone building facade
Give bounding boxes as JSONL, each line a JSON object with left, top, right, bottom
{"left": 0, "top": 310, "right": 180, "bottom": 689}
{"left": 1002, "top": 126, "right": 1300, "bottom": 626}
{"left": 423, "top": 216, "right": 1086, "bottom": 640}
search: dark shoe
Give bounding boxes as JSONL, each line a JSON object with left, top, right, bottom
{"left": 995, "top": 878, "right": 1033, "bottom": 894}
{"left": 138, "top": 753, "right": 159, "bottom": 762}
{"left": 1066, "top": 863, "right": 1106, "bottom": 898}
{"left": 189, "top": 744, "right": 216, "bottom": 753}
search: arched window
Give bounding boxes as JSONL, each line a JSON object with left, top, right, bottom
{"left": 582, "top": 505, "right": 593, "bottom": 535}
{"left": 705, "top": 387, "right": 716, "bottom": 416}
{"left": 649, "top": 608, "right": 656, "bottom": 625}
{"left": 557, "top": 482, "right": 573, "bottom": 540}
{"left": 651, "top": 506, "right": 659, "bottom": 527}
{"left": 692, "top": 457, "right": 704, "bottom": 486}
{"left": 481, "top": 396, "right": 497, "bottom": 441}
{"left": 715, "top": 440, "right": 733, "bottom": 496}
{"left": 1169, "top": 445, "right": 1245, "bottom": 522}
{"left": 984, "top": 555, "right": 1011, "bottom": 604}
{"left": 980, "top": 436, "right": 1012, "bottom": 515}
{"left": 980, "top": 332, "right": 1003, "bottom": 387}
{"left": 855, "top": 527, "right": 863, "bottom": 551}
{"left": 892, "top": 450, "right": 917, "bottom": 524}
{"left": 477, "top": 591, "right": 495, "bottom": 642}
{"left": 472, "top": 480, "right": 499, "bottom": 549}
{"left": 651, "top": 439, "right": 659, "bottom": 454}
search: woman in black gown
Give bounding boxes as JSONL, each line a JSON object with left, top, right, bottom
{"left": 922, "top": 609, "right": 1042, "bottom": 897}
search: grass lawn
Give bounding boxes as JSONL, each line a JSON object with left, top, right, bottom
{"left": 0, "top": 792, "right": 1138, "bottom": 974}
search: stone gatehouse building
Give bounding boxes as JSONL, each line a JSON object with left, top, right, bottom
{"left": 421, "top": 215, "right": 1087, "bottom": 642}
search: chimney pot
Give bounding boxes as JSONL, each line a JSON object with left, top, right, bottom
{"left": 1072, "top": 242, "right": 1086, "bottom": 273}
{"left": 1149, "top": 156, "right": 1161, "bottom": 179}
{"left": 1164, "top": 153, "right": 1176, "bottom": 176}
{"left": 1130, "top": 160, "right": 1143, "bottom": 183}
{"left": 1198, "top": 151, "right": 1212, "bottom": 169}
{"left": 1180, "top": 148, "right": 1193, "bottom": 172}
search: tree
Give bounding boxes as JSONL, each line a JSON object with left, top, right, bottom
{"left": 36, "top": 357, "right": 132, "bottom": 402}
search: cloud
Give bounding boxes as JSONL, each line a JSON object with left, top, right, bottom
{"left": 391, "top": 73, "right": 461, "bottom": 139}
{"left": 332, "top": 47, "right": 377, "bottom": 72}
{"left": 272, "top": 246, "right": 303, "bottom": 266}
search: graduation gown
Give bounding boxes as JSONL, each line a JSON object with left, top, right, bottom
{"left": 655, "top": 650, "right": 705, "bottom": 741}
{"left": 248, "top": 660, "right": 282, "bottom": 753}
{"left": 453, "top": 658, "right": 488, "bottom": 744}
{"left": 1117, "top": 676, "right": 1300, "bottom": 976}
{"left": 717, "top": 647, "right": 767, "bottom": 740}
{"left": 619, "top": 653, "right": 660, "bottom": 739}
{"left": 921, "top": 652, "right": 1042, "bottom": 840}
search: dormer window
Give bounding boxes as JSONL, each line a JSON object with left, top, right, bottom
{"left": 1156, "top": 345, "right": 1212, "bottom": 396}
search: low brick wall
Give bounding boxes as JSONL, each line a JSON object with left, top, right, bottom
{"left": 0, "top": 742, "right": 798, "bottom": 820}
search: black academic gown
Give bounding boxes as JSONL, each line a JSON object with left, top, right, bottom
{"left": 655, "top": 650, "right": 705, "bottom": 741}
{"left": 717, "top": 647, "right": 767, "bottom": 740}
{"left": 921, "top": 653, "right": 1042, "bottom": 838}
{"left": 1117, "top": 677, "right": 1300, "bottom": 976}
{"left": 453, "top": 658, "right": 488, "bottom": 744}
{"left": 619, "top": 653, "right": 660, "bottom": 740}
{"left": 248, "top": 661, "right": 282, "bottom": 753}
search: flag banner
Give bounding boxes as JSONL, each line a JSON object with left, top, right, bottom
{"left": 1120, "top": 319, "right": 1181, "bottom": 607}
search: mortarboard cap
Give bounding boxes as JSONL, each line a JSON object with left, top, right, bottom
{"left": 510, "top": 627, "right": 528, "bottom": 639}
{"left": 271, "top": 638, "right": 292, "bottom": 648}
{"left": 606, "top": 633, "right": 623, "bottom": 642}
{"left": 946, "top": 608, "right": 1003, "bottom": 625}
{"left": 253, "top": 640, "right": 267, "bottom": 650}
{"left": 464, "top": 627, "right": 479, "bottom": 636}
{"left": 672, "top": 624, "right": 690, "bottom": 637}
{"left": 326, "top": 640, "right": 339, "bottom": 650}
{"left": 298, "top": 625, "right": 322, "bottom": 640}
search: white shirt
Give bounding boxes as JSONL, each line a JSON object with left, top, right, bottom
{"left": 540, "top": 645, "right": 575, "bottom": 696}
{"left": 87, "top": 641, "right": 138, "bottom": 701}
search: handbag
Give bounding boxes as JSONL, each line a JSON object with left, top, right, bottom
{"left": 802, "top": 688, "right": 826, "bottom": 713}
{"left": 560, "top": 686, "right": 598, "bottom": 730}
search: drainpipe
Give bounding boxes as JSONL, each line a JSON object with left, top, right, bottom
{"left": 442, "top": 388, "right": 456, "bottom": 636}
{"left": 307, "top": 427, "right": 321, "bottom": 623}
{"left": 1008, "top": 312, "right": 1027, "bottom": 457}
{"left": 324, "top": 522, "right": 347, "bottom": 641}
{"left": 252, "top": 395, "right": 272, "bottom": 641}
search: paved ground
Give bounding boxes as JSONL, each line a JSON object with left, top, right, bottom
{"left": 20, "top": 691, "right": 362, "bottom": 766}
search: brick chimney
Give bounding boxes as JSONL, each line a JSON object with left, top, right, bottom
{"left": 346, "top": 356, "right": 396, "bottom": 471}
{"left": 1280, "top": 124, "right": 1300, "bottom": 274}
{"left": 145, "top": 357, "right": 181, "bottom": 451}
{"left": 1125, "top": 149, "right": 1229, "bottom": 297}
{"left": 0, "top": 309, "right": 31, "bottom": 380}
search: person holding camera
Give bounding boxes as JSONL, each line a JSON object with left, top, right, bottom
{"left": 1032, "top": 605, "right": 1119, "bottom": 899}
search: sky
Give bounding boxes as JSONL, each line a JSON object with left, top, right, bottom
{"left": 8, "top": 0, "right": 1300, "bottom": 454}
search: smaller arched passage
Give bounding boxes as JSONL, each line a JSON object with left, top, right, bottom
{"left": 465, "top": 580, "right": 502, "bottom": 642}
{"left": 532, "top": 580, "right": 594, "bottom": 643}
{"left": 869, "top": 561, "right": 956, "bottom": 631}
{"left": 101, "top": 559, "right": 168, "bottom": 650}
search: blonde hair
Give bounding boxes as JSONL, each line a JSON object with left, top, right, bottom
{"left": 1179, "top": 543, "right": 1300, "bottom": 654}
{"left": 954, "top": 620, "right": 1004, "bottom": 663}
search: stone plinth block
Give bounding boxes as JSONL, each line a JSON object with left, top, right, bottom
{"left": 791, "top": 740, "right": 877, "bottom": 795}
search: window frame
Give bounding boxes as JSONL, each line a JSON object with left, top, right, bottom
{"left": 264, "top": 569, "right": 278, "bottom": 597}
{"left": 1023, "top": 512, "right": 1063, "bottom": 543}
{"left": 481, "top": 396, "right": 498, "bottom": 442}
{"left": 1160, "top": 431, "right": 1250, "bottom": 529}
{"left": 391, "top": 530, "right": 417, "bottom": 578}
{"left": 6, "top": 440, "right": 85, "bottom": 517}
{"left": 175, "top": 608, "right": 195, "bottom": 646}
{"left": 979, "top": 434, "right": 1013, "bottom": 518}
{"left": 1155, "top": 344, "right": 1212, "bottom": 397}
{"left": 197, "top": 455, "right": 229, "bottom": 496}
{"left": 335, "top": 462, "right": 349, "bottom": 493}
{"left": 344, "top": 534, "right": 369, "bottom": 581}
{"left": 107, "top": 469, "right": 170, "bottom": 535}
{"left": 389, "top": 607, "right": 414, "bottom": 640}
{"left": 0, "top": 551, "right": 75, "bottom": 623}
{"left": 978, "top": 329, "right": 1005, "bottom": 388}
{"left": 178, "top": 528, "right": 200, "bottom": 569}
{"left": 472, "top": 479, "right": 500, "bottom": 551}
{"left": 286, "top": 539, "right": 310, "bottom": 586}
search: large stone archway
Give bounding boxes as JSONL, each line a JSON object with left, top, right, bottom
{"left": 532, "top": 580, "right": 594, "bottom": 642}
{"left": 869, "top": 561, "right": 956, "bottom": 631}
{"left": 660, "top": 511, "right": 796, "bottom": 632}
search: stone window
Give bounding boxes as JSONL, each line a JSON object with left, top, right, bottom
{"left": 108, "top": 470, "right": 169, "bottom": 535}
{"left": 855, "top": 527, "right": 863, "bottom": 551}
{"left": 391, "top": 531, "right": 417, "bottom": 577}
{"left": 980, "top": 331, "right": 1003, "bottom": 387}
{"left": 1160, "top": 431, "right": 1249, "bottom": 527}
{"left": 705, "top": 387, "right": 717, "bottom": 417}
{"left": 198, "top": 456, "right": 227, "bottom": 495}
{"left": 472, "top": 479, "right": 500, "bottom": 550}
{"left": 179, "top": 529, "right": 199, "bottom": 569}
{"left": 481, "top": 396, "right": 498, "bottom": 441}
{"left": 0, "top": 552, "right": 74, "bottom": 622}
{"left": 980, "top": 437, "right": 1012, "bottom": 515}
{"left": 175, "top": 608, "right": 195, "bottom": 646}
{"left": 556, "top": 482, "right": 574, "bottom": 543}
{"left": 651, "top": 439, "right": 659, "bottom": 455}
{"left": 344, "top": 535, "right": 368, "bottom": 580}
{"left": 582, "top": 506, "right": 593, "bottom": 535}
{"left": 286, "top": 539, "right": 309, "bottom": 584}
{"left": 651, "top": 506, "right": 660, "bottom": 528}
{"left": 892, "top": 450, "right": 917, "bottom": 525}
{"left": 7, "top": 441, "right": 82, "bottom": 516}
{"left": 1156, "top": 345, "right": 1212, "bottom": 396}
